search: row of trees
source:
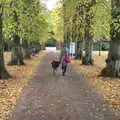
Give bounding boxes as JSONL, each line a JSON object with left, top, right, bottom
{"left": 0, "top": 0, "right": 50, "bottom": 79}
{"left": 53, "top": 0, "right": 120, "bottom": 77}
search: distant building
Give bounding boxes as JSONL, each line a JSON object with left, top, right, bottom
{"left": 45, "top": 37, "right": 62, "bottom": 50}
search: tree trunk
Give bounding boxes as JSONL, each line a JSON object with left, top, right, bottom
{"left": 82, "top": 34, "right": 93, "bottom": 65}
{"left": 102, "top": 41, "right": 120, "bottom": 77}
{"left": 75, "top": 40, "right": 79, "bottom": 59}
{"left": 8, "top": 7, "right": 24, "bottom": 65}
{"left": 9, "top": 35, "right": 24, "bottom": 65}
{"left": 75, "top": 40, "right": 83, "bottom": 59}
{"left": 22, "top": 40, "right": 31, "bottom": 59}
{"left": 0, "top": 7, "right": 10, "bottom": 79}
{"left": 0, "top": 51, "right": 10, "bottom": 79}
{"left": 79, "top": 41, "right": 84, "bottom": 59}
{"left": 82, "top": 0, "right": 96, "bottom": 65}
{"left": 101, "top": 0, "right": 120, "bottom": 77}
{"left": 99, "top": 41, "right": 102, "bottom": 56}
{"left": 75, "top": 25, "right": 84, "bottom": 59}
{"left": 82, "top": 12, "right": 94, "bottom": 65}
{"left": 40, "top": 41, "right": 45, "bottom": 50}
{"left": 63, "top": 3, "right": 67, "bottom": 45}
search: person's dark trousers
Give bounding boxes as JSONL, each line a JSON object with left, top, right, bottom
{"left": 62, "top": 64, "right": 67, "bottom": 76}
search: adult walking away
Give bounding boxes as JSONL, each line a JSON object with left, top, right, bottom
{"left": 60, "top": 45, "right": 71, "bottom": 76}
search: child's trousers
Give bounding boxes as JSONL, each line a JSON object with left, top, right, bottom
{"left": 52, "top": 68, "right": 57, "bottom": 75}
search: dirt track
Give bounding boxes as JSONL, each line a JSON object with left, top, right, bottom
{"left": 8, "top": 53, "right": 116, "bottom": 120}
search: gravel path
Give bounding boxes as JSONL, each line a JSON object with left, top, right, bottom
{"left": 9, "top": 53, "right": 116, "bottom": 120}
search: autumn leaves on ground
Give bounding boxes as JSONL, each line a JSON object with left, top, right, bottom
{"left": 0, "top": 52, "right": 44, "bottom": 120}
{"left": 0, "top": 51, "right": 120, "bottom": 120}
{"left": 73, "top": 51, "right": 120, "bottom": 115}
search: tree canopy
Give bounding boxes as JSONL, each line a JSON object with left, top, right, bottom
{"left": 53, "top": 0, "right": 111, "bottom": 42}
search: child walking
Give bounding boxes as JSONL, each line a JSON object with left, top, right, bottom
{"left": 51, "top": 57, "right": 60, "bottom": 76}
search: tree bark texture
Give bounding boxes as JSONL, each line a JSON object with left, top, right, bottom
{"left": 22, "top": 40, "right": 31, "bottom": 59}
{"left": 9, "top": 35, "right": 24, "bottom": 65}
{"left": 0, "top": 7, "right": 10, "bottom": 79}
{"left": 101, "top": 0, "right": 120, "bottom": 77}
{"left": 82, "top": 13, "right": 94, "bottom": 65}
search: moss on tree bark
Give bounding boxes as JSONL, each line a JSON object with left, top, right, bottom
{"left": 22, "top": 40, "right": 31, "bottom": 59}
{"left": 8, "top": 35, "right": 24, "bottom": 65}
{"left": 82, "top": 0, "right": 96, "bottom": 65}
{"left": 0, "top": 7, "right": 10, "bottom": 79}
{"left": 101, "top": 0, "right": 120, "bottom": 77}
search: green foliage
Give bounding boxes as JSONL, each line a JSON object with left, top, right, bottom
{"left": 92, "top": 0, "right": 111, "bottom": 40}
{"left": 2, "top": 0, "right": 50, "bottom": 44}
{"left": 53, "top": 0, "right": 111, "bottom": 42}
{"left": 52, "top": 7, "right": 64, "bottom": 41}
